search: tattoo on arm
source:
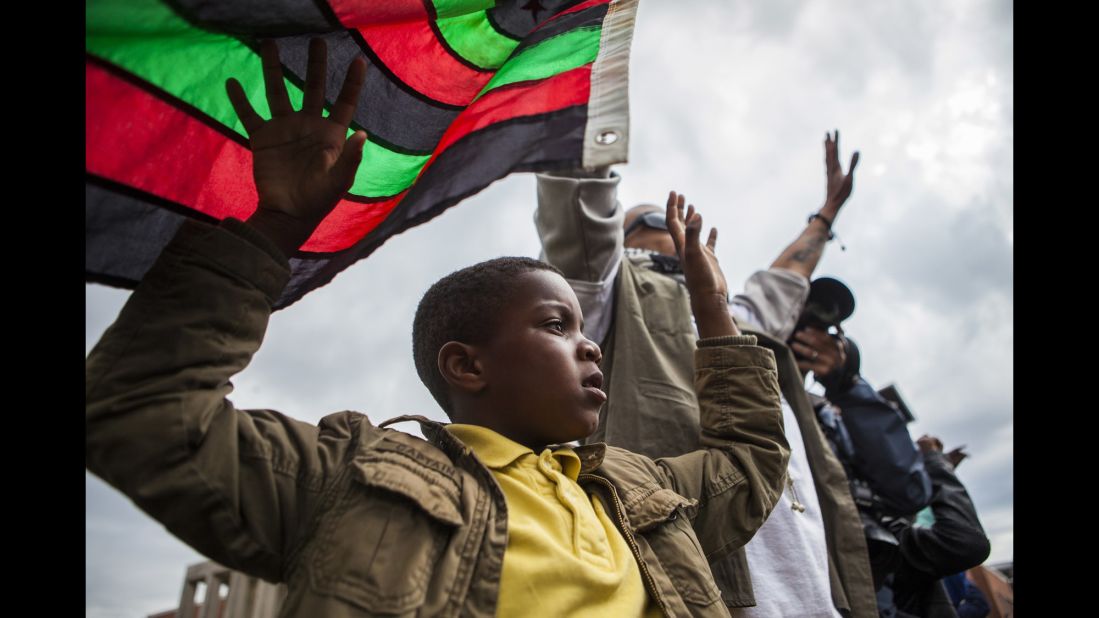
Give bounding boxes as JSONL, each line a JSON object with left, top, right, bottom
{"left": 790, "top": 233, "right": 827, "bottom": 263}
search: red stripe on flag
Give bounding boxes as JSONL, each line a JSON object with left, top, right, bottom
{"left": 328, "top": 0, "right": 492, "bottom": 107}
{"left": 85, "top": 60, "right": 399, "bottom": 254}
{"left": 304, "top": 192, "right": 406, "bottom": 253}
{"left": 431, "top": 64, "right": 591, "bottom": 159}
{"left": 86, "top": 61, "right": 258, "bottom": 221}
{"left": 325, "top": 0, "right": 425, "bottom": 26}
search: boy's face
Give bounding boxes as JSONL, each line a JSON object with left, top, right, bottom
{"left": 478, "top": 270, "right": 605, "bottom": 449}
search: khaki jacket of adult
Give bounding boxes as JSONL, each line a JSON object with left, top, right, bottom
{"left": 85, "top": 220, "right": 790, "bottom": 617}
{"left": 534, "top": 170, "right": 878, "bottom": 617}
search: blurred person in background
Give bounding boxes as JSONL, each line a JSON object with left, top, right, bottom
{"left": 873, "top": 435, "right": 991, "bottom": 617}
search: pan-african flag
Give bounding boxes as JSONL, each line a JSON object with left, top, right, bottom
{"left": 86, "top": 0, "right": 638, "bottom": 308}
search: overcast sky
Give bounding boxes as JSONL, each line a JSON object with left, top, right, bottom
{"left": 86, "top": 1, "right": 1012, "bottom": 615}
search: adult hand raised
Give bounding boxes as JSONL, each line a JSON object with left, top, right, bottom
{"left": 821, "top": 129, "right": 859, "bottom": 219}
{"left": 665, "top": 191, "right": 739, "bottom": 339}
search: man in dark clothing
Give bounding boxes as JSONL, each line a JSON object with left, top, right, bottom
{"left": 871, "top": 436, "right": 991, "bottom": 618}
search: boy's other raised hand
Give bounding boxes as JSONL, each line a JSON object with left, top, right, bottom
{"left": 665, "top": 191, "right": 739, "bottom": 339}
{"left": 226, "top": 38, "right": 369, "bottom": 256}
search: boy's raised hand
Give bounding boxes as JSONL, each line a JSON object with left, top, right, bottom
{"left": 225, "top": 38, "right": 368, "bottom": 256}
{"left": 665, "top": 191, "right": 740, "bottom": 339}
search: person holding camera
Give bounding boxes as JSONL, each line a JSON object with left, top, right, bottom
{"left": 790, "top": 294, "right": 932, "bottom": 519}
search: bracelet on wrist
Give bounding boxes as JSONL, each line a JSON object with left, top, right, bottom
{"left": 807, "top": 212, "right": 846, "bottom": 252}
{"left": 807, "top": 212, "right": 835, "bottom": 237}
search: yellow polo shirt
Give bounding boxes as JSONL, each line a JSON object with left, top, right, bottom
{"left": 446, "top": 424, "right": 661, "bottom": 617}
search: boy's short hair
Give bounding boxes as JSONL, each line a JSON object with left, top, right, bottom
{"left": 412, "top": 257, "right": 563, "bottom": 415}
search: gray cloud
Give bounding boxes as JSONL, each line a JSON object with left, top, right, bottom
{"left": 869, "top": 200, "right": 1013, "bottom": 312}
{"left": 86, "top": 473, "right": 204, "bottom": 618}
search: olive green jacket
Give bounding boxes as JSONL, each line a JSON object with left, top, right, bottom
{"left": 85, "top": 220, "right": 789, "bottom": 617}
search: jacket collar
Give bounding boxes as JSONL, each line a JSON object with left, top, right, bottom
{"left": 379, "top": 415, "right": 608, "bottom": 474}
{"left": 573, "top": 442, "right": 607, "bottom": 473}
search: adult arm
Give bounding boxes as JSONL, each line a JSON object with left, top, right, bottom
{"left": 728, "top": 132, "right": 856, "bottom": 339}
{"left": 727, "top": 267, "right": 810, "bottom": 341}
{"left": 534, "top": 166, "right": 623, "bottom": 344}
{"left": 654, "top": 194, "right": 789, "bottom": 559}
{"left": 897, "top": 446, "right": 991, "bottom": 577}
{"left": 769, "top": 130, "right": 859, "bottom": 279}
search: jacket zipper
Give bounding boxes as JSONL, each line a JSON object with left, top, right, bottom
{"left": 579, "top": 474, "right": 670, "bottom": 617}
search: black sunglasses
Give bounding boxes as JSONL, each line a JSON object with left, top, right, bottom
{"left": 624, "top": 211, "right": 668, "bottom": 238}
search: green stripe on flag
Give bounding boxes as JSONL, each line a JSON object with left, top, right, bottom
{"left": 87, "top": 0, "right": 297, "bottom": 141}
{"left": 431, "top": 0, "right": 495, "bottom": 19}
{"left": 87, "top": 0, "right": 427, "bottom": 197}
{"left": 349, "top": 144, "right": 430, "bottom": 197}
{"left": 436, "top": 10, "right": 519, "bottom": 70}
{"left": 477, "top": 27, "right": 601, "bottom": 98}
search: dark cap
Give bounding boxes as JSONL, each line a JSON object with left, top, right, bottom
{"left": 804, "top": 277, "right": 856, "bottom": 327}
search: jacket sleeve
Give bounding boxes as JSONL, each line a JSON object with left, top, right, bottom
{"left": 85, "top": 219, "right": 360, "bottom": 583}
{"left": 896, "top": 451, "right": 991, "bottom": 577}
{"left": 534, "top": 167, "right": 623, "bottom": 345}
{"left": 727, "top": 267, "right": 810, "bottom": 341}
{"left": 653, "top": 335, "right": 790, "bottom": 560}
{"left": 828, "top": 377, "right": 932, "bottom": 515}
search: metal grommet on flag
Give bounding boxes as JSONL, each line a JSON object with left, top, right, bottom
{"left": 595, "top": 130, "right": 619, "bottom": 145}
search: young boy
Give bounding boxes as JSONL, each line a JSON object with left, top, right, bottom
{"left": 85, "top": 40, "right": 789, "bottom": 617}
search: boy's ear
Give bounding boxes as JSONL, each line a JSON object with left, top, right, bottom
{"left": 438, "top": 341, "right": 487, "bottom": 395}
